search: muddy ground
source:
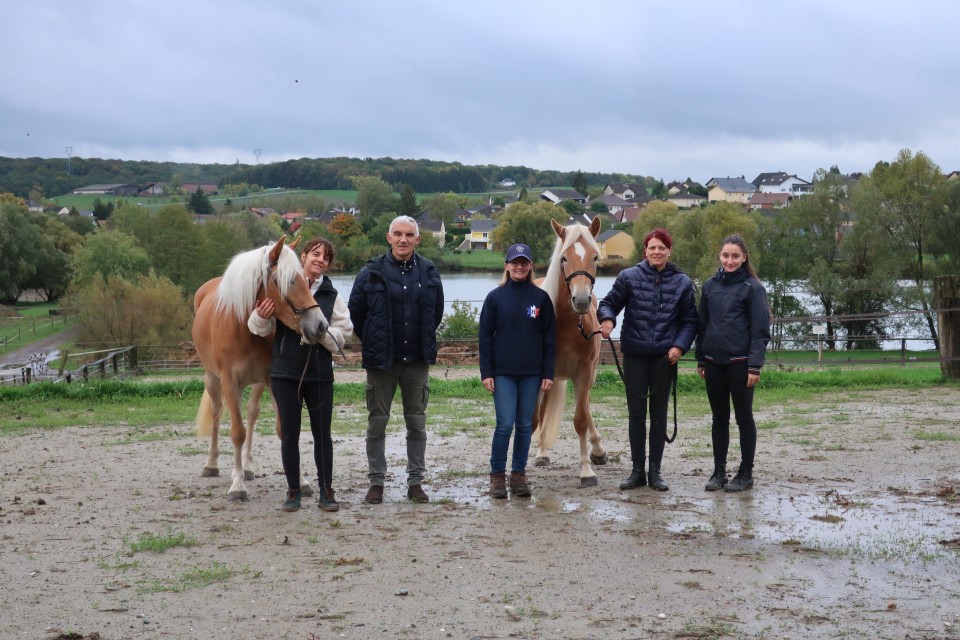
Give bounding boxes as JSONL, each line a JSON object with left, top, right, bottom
{"left": 1, "top": 371, "right": 959, "bottom": 640}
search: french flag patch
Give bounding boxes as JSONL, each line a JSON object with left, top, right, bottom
{"left": 527, "top": 305, "right": 540, "bottom": 318}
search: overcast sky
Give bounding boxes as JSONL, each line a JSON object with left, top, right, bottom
{"left": 3, "top": 1, "right": 958, "bottom": 184}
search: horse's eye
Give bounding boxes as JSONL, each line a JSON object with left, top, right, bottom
{"left": 593, "top": 255, "right": 598, "bottom": 261}
{"left": 560, "top": 257, "right": 567, "bottom": 263}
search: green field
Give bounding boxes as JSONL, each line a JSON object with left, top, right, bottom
{"left": 50, "top": 188, "right": 360, "bottom": 212}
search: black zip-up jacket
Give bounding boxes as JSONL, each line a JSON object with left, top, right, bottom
{"left": 478, "top": 279, "right": 556, "bottom": 380}
{"left": 348, "top": 252, "right": 444, "bottom": 370}
{"left": 695, "top": 266, "right": 771, "bottom": 374}
{"left": 269, "top": 276, "right": 337, "bottom": 382}
{"left": 597, "top": 261, "right": 697, "bottom": 357}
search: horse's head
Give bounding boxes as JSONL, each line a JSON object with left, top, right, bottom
{"left": 262, "top": 236, "right": 329, "bottom": 344}
{"left": 551, "top": 217, "right": 601, "bottom": 315}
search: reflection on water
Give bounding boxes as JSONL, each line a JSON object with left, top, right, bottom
{"left": 666, "top": 490, "right": 958, "bottom": 562}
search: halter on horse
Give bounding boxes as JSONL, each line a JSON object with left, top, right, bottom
{"left": 533, "top": 217, "right": 608, "bottom": 487}
{"left": 192, "top": 237, "right": 328, "bottom": 500}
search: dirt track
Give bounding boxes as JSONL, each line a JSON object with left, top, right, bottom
{"left": 1, "top": 383, "right": 959, "bottom": 640}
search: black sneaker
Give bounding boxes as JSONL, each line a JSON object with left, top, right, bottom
{"left": 705, "top": 466, "right": 728, "bottom": 491}
{"left": 724, "top": 467, "right": 754, "bottom": 492}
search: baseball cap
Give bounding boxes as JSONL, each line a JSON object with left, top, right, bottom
{"left": 505, "top": 243, "right": 533, "bottom": 262}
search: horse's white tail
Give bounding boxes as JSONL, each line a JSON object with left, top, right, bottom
{"left": 195, "top": 389, "right": 219, "bottom": 439}
{"left": 539, "top": 379, "right": 568, "bottom": 451}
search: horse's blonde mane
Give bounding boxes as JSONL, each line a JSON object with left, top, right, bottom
{"left": 541, "top": 223, "right": 600, "bottom": 306}
{"left": 215, "top": 243, "right": 302, "bottom": 322}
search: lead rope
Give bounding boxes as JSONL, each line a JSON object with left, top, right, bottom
{"left": 578, "top": 316, "right": 678, "bottom": 444}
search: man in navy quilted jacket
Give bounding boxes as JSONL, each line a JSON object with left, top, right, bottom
{"left": 348, "top": 215, "right": 444, "bottom": 505}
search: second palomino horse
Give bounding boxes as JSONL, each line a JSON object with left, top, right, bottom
{"left": 533, "top": 217, "right": 608, "bottom": 486}
{"left": 192, "top": 237, "right": 328, "bottom": 500}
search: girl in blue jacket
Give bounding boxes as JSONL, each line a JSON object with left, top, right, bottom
{"left": 695, "top": 234, "right": 771, "bottom": 492}
{"left": 479, "top": 243, "right": 556, "bottom": 499}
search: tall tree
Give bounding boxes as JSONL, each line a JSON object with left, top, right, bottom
{"left": 489, "top": 201, "right": 566, "bottom": 264}
{"left": 353, "top": 175, "right": 396, "bottom": 224}
{"left": 398, "top": 184, "right": 421, "bottom": 217}
{"left": 70, "top": 230, "right": 153, "bottom": 289}
{"left": 186, "top": 187, "right": 214, "bottom": 215}
{"left": 0, "top": 201, "right": 44, "bottom": 303}
{"left": 572, "top": 170, "right": 588, "bottom": 196}
{"left": 854, "top": 149, "right": 947, "bottom": 347}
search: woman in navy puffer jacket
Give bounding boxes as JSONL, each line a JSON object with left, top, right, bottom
{"left": 598, "top": 228, "right": 697, "bottom": 492}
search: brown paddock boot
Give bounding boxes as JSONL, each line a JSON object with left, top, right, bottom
{"left": 364, "top": 485, "right": 384, "bottom": 504}
{"left": 509, "top": 471, "right": 531, "bottom": 498}
{"left": 407, "top": 484, "right": 430, "bottom": 503}
{"left": 489, "top": 472, "right": 507, "bottom": 499}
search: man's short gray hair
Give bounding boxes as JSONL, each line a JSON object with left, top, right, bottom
{"left": 389, "top": 215, "right": 420, "bottom": 237}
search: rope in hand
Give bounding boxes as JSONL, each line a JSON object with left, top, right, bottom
{"left": 579, "top": 317, "right": 679, "bottom": 444}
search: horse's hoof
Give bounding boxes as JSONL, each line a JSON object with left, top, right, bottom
{"left": 299, "top": 484, "right": 314, "bottom": 497}
{"left": 243, "top": 470, "right": 255, "bottom": 481}
{"left": 580, "top": 476, "right": 599, "bottom": 488}
{"left": 201, "top": 467, "right": 219, "bottom": 477}
{"left": 590, "top": 453, "right": 609, "bottom": 466}
{"left": 227, "top": 490, "right": 248, "bottom": 502}
{"left": 534, "top": 457, "right": 550, "bottom": 467}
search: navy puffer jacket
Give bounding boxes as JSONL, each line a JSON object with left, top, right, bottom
{"left": 597, "top": 261, "right": 698, "bottom": 357}
{"left": 695, "top": 266, "right": 771, "bottom": 373}
{"left": 348, "top": 252, "right": 444, "bottom": 370}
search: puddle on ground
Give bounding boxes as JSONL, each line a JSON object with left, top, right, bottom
{"left": 665, "top": 490, "right": 959, "bottom": 562}
{"left": 366, "top": 441, "right": 958, "bottom": 562}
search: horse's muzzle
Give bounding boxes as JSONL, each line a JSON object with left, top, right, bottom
{"left": 298, "top": 307, "right": 330, "bottom": 344}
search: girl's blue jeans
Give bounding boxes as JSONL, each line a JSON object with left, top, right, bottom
{"left": 490, "top": 375, "right": 540, "bottom": 474}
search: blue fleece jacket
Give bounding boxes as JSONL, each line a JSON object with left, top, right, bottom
{"left": 478, "top": 279, "right": 556, "bottom": 380}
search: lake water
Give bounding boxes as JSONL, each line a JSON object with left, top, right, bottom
{"left": 329, "top": 272, "right": 936, "bottom": 350}
{"left": 329, "top": 272, "right": 624, "bottom": 337}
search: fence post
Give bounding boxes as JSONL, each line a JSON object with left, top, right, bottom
{"left": 935, "top": 275, "right": 960, "bottom": 379}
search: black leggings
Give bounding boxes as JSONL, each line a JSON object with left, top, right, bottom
{"left": 702, "top": 360, "right": 757, "bottom": 468}
{"left": 271, "top": 377, "right": 334, "bottom": 490}
{"left": 622, "top": 354, "right": 672, "bottom": 469}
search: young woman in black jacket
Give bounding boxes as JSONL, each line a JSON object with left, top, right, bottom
{"left": 695, "top": 234, "right": 771, "bottom": 492}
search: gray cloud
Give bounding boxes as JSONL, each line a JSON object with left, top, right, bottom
{"left": 2, "top": 0, "right": 958, "bottom": 184}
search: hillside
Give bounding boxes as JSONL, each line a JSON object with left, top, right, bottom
{"left": 0, "top": 155, "right": 650, "bottom": 200}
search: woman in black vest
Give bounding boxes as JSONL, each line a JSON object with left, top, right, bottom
{"left": 249, "top": 238, "right": 353, "bottom": 512}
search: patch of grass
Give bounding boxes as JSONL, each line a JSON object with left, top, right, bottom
{"left": 140, "top": 561, "right": 237, "bottom": 593}
{"left": 913, "top": 429, "right": 960, "bottom": 442}
{"left": 680, "top": 618, "right": 739, "bottom": 639}
{"left": 129, "top": 531, "right": 196, "bottom": 554}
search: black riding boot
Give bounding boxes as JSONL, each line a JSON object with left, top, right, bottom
{"left": 647, "top": 463, "right": 669, "bottom": 491}
{"left": 725, "top": 464, "right": 754, "bottom": 492}
{"left": 619, "top": 469, "right": 646, "bottom": 490}
{"left": 705, "top": 464, "right": 728, "bottom": 491}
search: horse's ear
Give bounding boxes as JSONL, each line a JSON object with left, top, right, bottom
{"left": 551, "top": 218, "right": 565, "bottom": 239}
{"left": 288, "top": 236, "right": 301, "bottom": 251}
{"left": 588, "top": 215, "right": 601, "bottom": 238}
{"left": 268, "top": 237, "right": 286, "bottom": 265}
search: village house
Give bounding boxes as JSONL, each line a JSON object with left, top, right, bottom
{"left": 706, "top": 177, "right": 756, "bottom": 204}
{"left": 467, "top": 219, "right": 497, "bottom": 250}
{"left": 666, "top": 192, "right": 706, "bottom": 208}
{"left": 602, "top": 182, "right": 648, "bottom": 200}
{"left": 420, "top": 219, "right": 446, "bottom": 247}
{"left": 596, "top": 229, "right": 635, "bottom": 261}
{"left": 752, "top": 172, "right": 812, "bottom": 195}
{"left": 540, "top": 188, "right": 587, "bottom": 205}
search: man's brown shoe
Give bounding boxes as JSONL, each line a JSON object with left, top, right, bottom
{"left": 407, "top": 484, "right": 429, "bottom": 503}
{"left": 364, "top": 485, "right": 384, "bottom": 504}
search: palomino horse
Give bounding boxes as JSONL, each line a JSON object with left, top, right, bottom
{"left": 533, "top": 217, "right": 608, "bottom": 486}
{"left": 192, "top": 237, "right": 328, "bottom": 500}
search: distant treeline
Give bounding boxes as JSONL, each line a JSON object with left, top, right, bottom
{"left": 0, "top": 155, "right": 648, "bottom": 199}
